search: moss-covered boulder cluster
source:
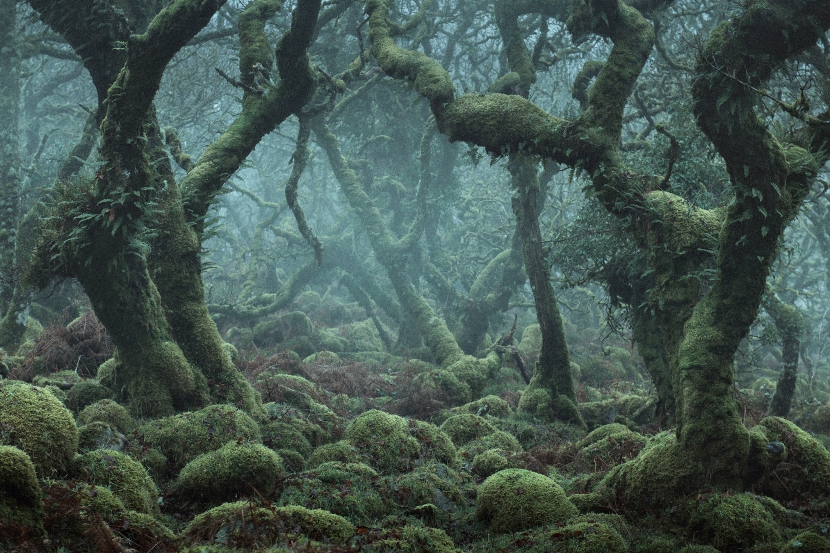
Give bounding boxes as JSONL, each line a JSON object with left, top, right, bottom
{"left": 2, "top": 307, "right": 830, "bottom": 553}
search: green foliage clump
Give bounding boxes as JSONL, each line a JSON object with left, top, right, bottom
{"left": 344, "top": 319, "right": 385, "bottom": 352}
{"left": 70, "top": 449, "right": 159, "bottom": 515}
{"left": 358, "top": 522, "right": 459, "bottom": 553}
{"left": 0, "top": 380, "right": 78, "bottom": 476}
{"left": 252, "top": 311, "right": 313, "bottom": 348}
{"left": 673, "top": 492, "right": 782, "bottom": 550}
{"left": 175, "top": 442, "right": 285, "bottom": 505}
{"left": 475, "top": 468, "right": 577, "bottom": 533}
{"left": 77, "top": 398, "right": 134, "bottom": 432}
{"left": 135, "top": 403, "right": 261, "bottom": 471}
{"left": 0, "top": 445, "right": 44, "bottom": 537}
{"left": 179, "top": 500, "right": 354, "bottom": 549}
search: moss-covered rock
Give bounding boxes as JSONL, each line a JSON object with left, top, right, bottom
{"left": 252, "top": 311, "right": 314, "bottom": 348}
{"left": 175, "top": 442, "right": 285, "bottom": 505}
{"left": 440, "top": 413, "right": 497, "bottom": 446}
{"left": 135, "top": 404, "right": 261, "bottom": 471}
{"left": 779, "top": 532, "right": 830, "bottom": 552}
{"left": 66, "top": 380, "right": 113, "bottom": 412}
{"left": 77, "top": 421, "right": 128, "bottom": 453}
{"left": 345, "top": 409, "right": 456, "bottom": 473}
{"left": 70, "top": 449, "right": 159, "bottom": 516}
{"left": 471, "top": 448, "right": 514, "bottom": 478}
{"left": 359, "top": 523, "right": 459, "bottom": 553}
{"left": 303, "top": 350, "right": 342, "bottom": 364}
{"left": 459, "top": 429, "right": 522, "bottom": 459}
{"left": 456, "top": 394, "right": 514, "bottom": 418}
{"left": 345, "top": 319, "right": 385, "bottom": 352}
{"left": 278, "top": 461, "right": 392, "bottom": 525}
{"left": 674, "top": 492, "right": 782, "bottom": 550}
{"left": 32, "top": 369, "right": 83, "bottom": 390}
{"left": 476, "top": 468, "right": 578, "bottom": 533}
{"left": 179, "top": 500, "right": 353, "bottom": 548}
{"left": 77, "top": 398, "right": 134, "bottom": 433}
{"left": 306, "top": 441, "right": 359, "bottom": 468}
{"left": 0, "top": 380, "right": 78, "bottom": 476}
{"left": 469, "top": 519, "right": 627, "bottom": 552}
{"left": 390, "top": 461, "right": 466, "bottom": 512}
{"left": 0, "top": 445, "right": 44, "bottom": 536}
{"left": 315, "top": 330, "right": 349, "bottom": 353}
{"left": 754, "top": 416, "right": 830, "bottom": 500}
{"left": 261, "top": 420, "right": 313, "bottom": 459}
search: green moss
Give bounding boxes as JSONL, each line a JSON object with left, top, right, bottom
{"left": 344, "top": 410, "right": 419, "bottom": 473}
{"left": 97, "top": 357, "right": 117, "bottom": 390}
{"left": 779, "top": 532, "right": 830, "bottom": 552}
{"left": 345, "top": 319, "right": 385, "bottom": 352}
{"left": 0, "top": 446, "right": 44, "bottom": 535}
{"left": 390, "top": 461, "right": 466, "bottom": 511}
{"left": 574, "top": 423, "right": 632, "bottom": 449}
{"left": 71, "top": 449, "right": 159, "bottom": 515}
{"left": 306, "top": 440, "right": 359, "bottom": 468}
{"left": 459, "top": 430, "right": 522, "bottom": 459}
{"left": 32, "top": 369, "right": 83, "bottom": 390}
{"left": 77, "top": 421, "right": 128, "bottom": 453}
{"left": 66, "top": 379, "right": 113, "bottom": 412}
{"left": 303, "top": 350, "right": 342, "bottom": 364}
{"left": 472, "top": 448, "right": 513, "bottom": 478}
{"left": 440, "top": 413, "right": 497, "bottom": 446}
{"left": 180, "top": 500, "right": 353, "bottom": 548}
{"left": 674, "top": 492, "right": 782, "bottom": 550}
{"left": 175, "top": 442, "right": 285, "bottom": 505}
{"left": 583, "top": 430, "right": 705, "bottom": 510}
{"left": 275, "top": 448, "right": 305, "bottom": 472}
{"left": 517, "top": 386, "right": 553, "bottom": 420}
{"left": 77, "top": 398, "right": 134, "bottom": 432}
{"left": 314, "top": 330, "right": 349, "bottom": 353}
{"left": 361, "top": 523, "right": 459, "bottom": 553}
{"left": 253, "top": 311, "right": 313, "bottom": 347}
{"left": 754, "top": 416, "right": 830, "bottom": 500}
{"left": 457, "top": 395, "right": 514, "bottom": 418}
{"left": 261, "top": 420, "right": 313, "bottom": 458}
{"left": 345, "top": 409, "right": 455, "bottom": 474}
{"left": 135, "top": 403, "right": 261, "bottom": 470}
{"left": 0, "top": 380, "right": 78, "bottom": 476}
{"left": 469, "top": 519, "right": 627, "bottom": 552}
{"left": 278, "top": 461, "right": 392, "bottom": 525}
{"left": 476, "top": 468, "right": 578, "bottom": 533}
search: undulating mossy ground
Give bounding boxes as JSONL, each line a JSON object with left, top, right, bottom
{"left": 1, "top": 304, "right": 829, "bottom": 552}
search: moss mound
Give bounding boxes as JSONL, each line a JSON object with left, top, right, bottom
{"left": 0, "top": 380, "right": 78, "bottom": 476}
{"left": 175, "top": 442, "right": 285, "bottom": 505}
{"left": 135, "top": 403, "right": 261, "bottom": 470}
{"left": 456, "top": 394, "right": 514, "bottom": 418}
{"left": 440, "top": 413, "right": 497, "bottom": 446}
{"left": 472, "top": 448, "right": 514, "bottom": 478}
{"left": 70, "top": 449, "right": 159, "bottom": 515}
{"left": 345, "top": 409, "right": 456, "bottom": 474}
{"left": 674, "top": 492, "right": 782, "bottom": 550}
{"left": 179, "top": 500, "right": 353, "bottom": 548}
{"left": 66, "top": 380, "right": 112, "bottom": 412}
{"left": 278, "top": 461, "right": 392, "bottom": 525}
{"left": 0, "top": 445, "right": 44, "bottom": 537}
{"left": 476, "top": 468, "right": 578, "bottom": 533}
{"left": 779, "top": 532, "right": 830, "bottom": 552}
{"left": 77, "top": 398, "right": 134, "bottom": 433}
{"left": 261, "top": 420, "right": 313, "bottom": 459}
{"left": 77, "top": 421, "right": 128, "bottom": 453}
{"left": 753, "top": 416, "right": 830, "bottom": 500}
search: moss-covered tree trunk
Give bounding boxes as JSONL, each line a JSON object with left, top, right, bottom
{"left": 764, "top": 293, "right": 804, "bottom": 418}
{"left": 510, "top": 155, "right": 583, "bottom": 426}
